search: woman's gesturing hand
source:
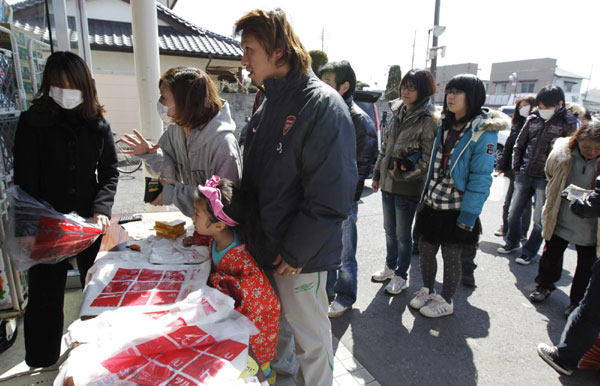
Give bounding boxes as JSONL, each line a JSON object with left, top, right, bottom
{"left": 120, "top": 129, "right": 160, "bottom": 156}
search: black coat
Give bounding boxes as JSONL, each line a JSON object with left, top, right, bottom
{"left": 13, "top": 108, "right": 119, "bottom": 223}
{"left": 242, "top": 72, "right": 358, "bottom": 273}
{"left": 497, "top": 117, "right": 526, "bottom": 174}
{"left": 346, "top": 96, "right": 378, "bottom": 202}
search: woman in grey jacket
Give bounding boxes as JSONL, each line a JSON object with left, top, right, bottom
{"left": 122, "top": 67, "right": 242, "bottom": 218}
{"left": 371, "top": 70, "right": 439, "bottom": 295}
{"left": 529, "top": 122, "right": 600, "bottom": 316}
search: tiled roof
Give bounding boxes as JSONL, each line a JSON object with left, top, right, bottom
{"left": 11, "top": 0, "right": 242, "bottom": 59}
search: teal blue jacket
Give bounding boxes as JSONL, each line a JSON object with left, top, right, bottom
{"left": 422, "top": 109, "right": 510, "bottom": 227}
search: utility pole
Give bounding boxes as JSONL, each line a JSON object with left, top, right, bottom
{"left": 411, "top": 30, "right": 416, "bottom": 70}
{"left": 321, "top": 25, "right": 324, "bottom": 51}
{"left": 430, "top": 0, "right": 441, "bottom": 79}
{"left": 584, "top": 64, "right": 593, "bottom": 100}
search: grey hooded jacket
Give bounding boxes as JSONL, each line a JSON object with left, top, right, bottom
{"left": 373, "top": 97, "right": 440, "bottom": 200}
{"left": 139, "top": 101, "right": 242, "bottom": 217}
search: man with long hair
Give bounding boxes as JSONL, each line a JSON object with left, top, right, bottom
{"left": 236, "top": 9, "right": 357, "bottom": 385}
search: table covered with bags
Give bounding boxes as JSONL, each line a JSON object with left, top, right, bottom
{"left": 55, "top": 215, "right": 266, "bottom": 385}
{"left": 4, "top": 186, "right": 267, "bottom": 385}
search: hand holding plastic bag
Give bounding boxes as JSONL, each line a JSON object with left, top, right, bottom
{"left": 6, "top": 186, "right": 102, "bottom": 271}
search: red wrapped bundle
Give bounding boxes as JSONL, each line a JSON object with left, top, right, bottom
{"left": 7, "top": 186, "right": 102, "bottom": 271}
{"left": 30, "top": 216, "right": 101, "bottom": 260}
{"left": 579, "top": 336, "right": 600, "bottom": 370}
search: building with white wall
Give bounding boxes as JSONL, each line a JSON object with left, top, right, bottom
{"left": 488, "top": 58, "right": 584, "bottom": 107}
{"left": 11, "top": 0, "right": 243, "bottom": 136}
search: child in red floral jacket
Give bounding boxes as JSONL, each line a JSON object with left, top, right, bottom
{"left": 192, "top": 176, "right": 279, "bottom": 383}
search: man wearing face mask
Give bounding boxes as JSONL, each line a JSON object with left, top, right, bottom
{"left": 498, "top": 86, "right": 577, "bottom": 265}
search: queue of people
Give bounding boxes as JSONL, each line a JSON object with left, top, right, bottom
{"left": 11, "top": 6, "right": 599, "bottom": 384}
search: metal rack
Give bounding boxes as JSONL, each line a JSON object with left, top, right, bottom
{"left": 0, "top": 26, "right": 31, "bottom": 319}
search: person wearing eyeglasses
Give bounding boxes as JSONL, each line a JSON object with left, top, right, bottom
{"left": 370, "top": 69, "right": 439, "bottom": 297}
{"left": 410, "top": 74, "right": 510, "bottom": 318}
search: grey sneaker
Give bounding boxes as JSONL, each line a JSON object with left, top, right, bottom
{"left": 537, "top": 343, "right": 573, "bottom": 376}
{"left": 497, "top": 244, "right": 518, "bottom": 254}
{"left": 494, "top": 226, "right": 505, "bottom": 236}
{"left": 385, "top": 275, "right": 408, "bottom": 295}
{"left": 516, "top": 254, "right": 535, "bottom": 265}
{"left": 530, "top": 286, "right": 552, "bottom": 302}
{"left": 371, "top": 265, "right": 395, "bottom": 282}
{"left": 409, "top": 287, "right": 431, "bottom": 310}
{"left": 328, "top": 300, "right": 349, "bottom": 318}
{"left": 419, "top": 294, "right": 454, "bottom": 318}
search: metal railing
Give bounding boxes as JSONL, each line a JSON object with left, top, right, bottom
{"left": 27, "top": 37, "right": 50, "bottom": 94}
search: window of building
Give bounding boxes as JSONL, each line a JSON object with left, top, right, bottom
{"left": 521, "top": 83, "right": 535, "bottom": 93}
{"left": 564, "top": 82, "right": 577, "bottom": 93}
{"left": 495, "top": 83, "right": 507, "bottom": 94}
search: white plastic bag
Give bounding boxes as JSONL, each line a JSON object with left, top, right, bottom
{"left": 488, "top": 174, "right": 509, "bottom": 202}
{"left": 55, "top": 287, "right": 258, "bottom": 386}
{"left": 79, "top": 254, "right": 211, "bottom": 317}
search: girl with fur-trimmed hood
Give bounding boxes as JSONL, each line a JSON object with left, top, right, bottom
{"left": 411, "top": 74, "right": 510, "bottom": 318}
{"left": 529, "top": 121, "right": 600, "bottom": 317}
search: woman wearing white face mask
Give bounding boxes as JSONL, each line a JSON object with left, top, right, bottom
{"left": 495, "top": 97, "right": 535, "bottom": 238}
{"left": 499, "top": 85, "right": 578, "bottom": 265}
{"left": 13, "top": 51, "right": 119, "bottom": 367}
{"left": 121, "top": 67, "right": 242, "bottom": 218}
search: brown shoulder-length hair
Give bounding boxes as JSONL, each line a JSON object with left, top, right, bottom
{"left": 568, "top": 120, "right": 600, "bottom": 186}
{"left": 31, "top": 51, "right": 104, "bottom": 120}
{"left": 398, "top": 69, "right": 437, "bottom": 105}
{"left": 512, "top": 96, "right": 535, "bottom": 125}
{"left": 159, "top": 67, "right": 222, "bottom": 130}
{"left": 235, "top": 8, "right": 311, "bottom": 78}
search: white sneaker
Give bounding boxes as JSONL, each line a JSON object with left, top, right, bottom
{"left": 371, "top": 265, "right": 395, "bottom": 282}
{"left": 385, "top": 275, "right": 408, "bottom": 295}
{"left": 328, "top": 300, "right": 349, "bottom": 318}
{"left": 419, "top": 294, "right": 454, "bottom": 318}
{"left": 497, "top": 244, "right": 519, "bottom": 254}
{"left": 409, "top": 287, "right": 431, "bottom": 309}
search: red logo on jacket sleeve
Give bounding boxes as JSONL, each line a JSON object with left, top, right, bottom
{"left": 283, "top": 116, "right": 296, "bottom": 135}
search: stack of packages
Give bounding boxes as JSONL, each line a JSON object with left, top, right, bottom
{"left": 56, "top": 286, "right": 261, "bottom": 385}
{"left": 154, "top": 220, "right": 186, "bottom": 239}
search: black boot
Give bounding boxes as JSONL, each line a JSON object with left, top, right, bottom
{"left": 461, "top": 243, "right": 478, "bottom": 287}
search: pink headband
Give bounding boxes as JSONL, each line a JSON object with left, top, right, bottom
{"left": 197, "top": 176, "right": 239, "bottom": 227}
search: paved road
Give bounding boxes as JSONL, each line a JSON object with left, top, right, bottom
{"left": 112, "top": 171, "right": 600, "bottom": 385}
{"left": 332, "top": 177, "right": 600, "bottom": 386}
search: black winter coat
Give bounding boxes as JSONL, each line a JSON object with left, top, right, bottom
{"left": 13, "top": 108, "right": 119, "bottom": 225}
{"left": 496, "top": 118, "right": 526, "bottom": 173}
{"left": 513, "top": 107, "right": 577, "bottom": 178}
{"left": 242, "top": 72, "right": 358, "bottom": 273}
{"left": 346, "top": 96, "right": 377, "bottom": 202}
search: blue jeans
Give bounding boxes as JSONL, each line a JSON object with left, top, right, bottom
{"left": 506, "top": 174, "right": 546, "bottom": 258}
{"left": 382, "top": 192, "right": 418, "bottom": 279}
{"left": 326, "top": 202, "right": 358, "bottom": 307}
{"left": 556, "top": 258, "right": 600, "bottom": 369}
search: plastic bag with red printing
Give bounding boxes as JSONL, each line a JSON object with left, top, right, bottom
{"left": 6, "top": 186, "right": 102, "bottom": 271}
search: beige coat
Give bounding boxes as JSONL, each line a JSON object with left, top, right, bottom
{"left": 542, "top": 137, "right": 600, "bottom": 255}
